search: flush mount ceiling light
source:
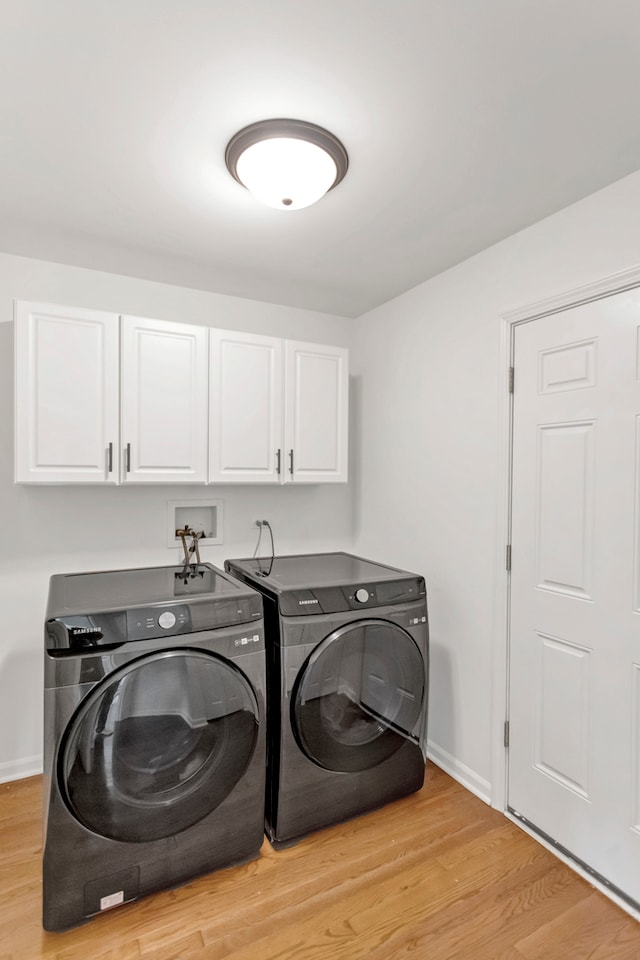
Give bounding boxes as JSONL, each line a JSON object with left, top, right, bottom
{"left": 225, "top": 119, "right": 348, "bottom": 211}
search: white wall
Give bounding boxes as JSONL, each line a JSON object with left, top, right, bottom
{"left": 352, "top": 168, "right": 640, "bottom": 802}
{"left": 0, "top": 252, "right": 354, "bottom": 781}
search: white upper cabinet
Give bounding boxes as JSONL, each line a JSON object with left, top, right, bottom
{"left": 14, "top": 301, "right": 120, "bottom": 483}
{"left": 208, "top": 332, "right": 348, "bottom": 484}
{"left": 121, "top": 316, "right": 209, "bottom": 484}
{"left": 209, "top": 329, "right": 283, "bottom": 483}
{"left": 284, "top": 340, "right": 349, "bottom": 483}
{"left": 15, "top": 301, "right": 347, "bottom": 486}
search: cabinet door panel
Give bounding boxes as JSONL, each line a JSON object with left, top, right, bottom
{"left": 121, "top": 317, "right": 208, "bottom": 483}
{"left": 284, "top": 341, "right": 348, "bottom": 483}
{"left": 15, "top": 302, "right": 119, "bottom": 483}
{"left": 209, "top": 329, "right": 283, "bottom": 483}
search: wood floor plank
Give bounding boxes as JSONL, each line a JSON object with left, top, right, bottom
{"left": 194, "top": 796, "right": 508, "bottom": 954}
{"left": 1, "top": 765, "right": 636, "bottom": 960}
{"left": 515, "top": 892, "right": 640, "bottom": 959}
{"left": 142, "top": 783, "right": 498, "bottom": 957}
{"left": 348, "top": 827, "right": 551, "bottom": 940}
{"left": 201, "top": 857, "right": 452, "bottom": 959}
{"left": 202, "top": 825, "right": 567, "bottom": 959}
{"left": 367, "top": 865, "right": 591, "bottom": 960}
{"left": 137, "top": 929, "right": 206, "bottom": 960}
{"left": 53, "top": 943, "right": 143, "bottom": 960}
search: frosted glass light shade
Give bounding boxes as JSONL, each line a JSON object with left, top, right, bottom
{"left": 225, "top": 119, "right": 348, "bottom": 211}
{"left": 236, "top": 137, "right": 338, "bottom": 210}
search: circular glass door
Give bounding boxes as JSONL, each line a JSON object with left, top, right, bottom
{"left": 60, "top": 650, "right": 259, "bottom": 842}
{"left": 291, "top": 619, "right": 425, "bottom": 773}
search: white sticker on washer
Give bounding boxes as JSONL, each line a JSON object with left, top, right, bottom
{"left": 234, "top": 634, "right": 261, "bottom": 647}
{"left": 100, "top": 890, "right": 124, "bottom": 911}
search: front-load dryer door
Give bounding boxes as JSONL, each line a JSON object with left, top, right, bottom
{"left": 59, "top": 650, "right": 259, "bottom": 842}
{"left": 291, "top": 619, "right": 425, "bottom": 772}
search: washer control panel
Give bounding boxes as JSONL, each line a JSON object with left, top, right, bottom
{"left": 46, "top": 578, "right": 264, "bottom": 651}
{"left": 127, "top": 605, "right": 190, "bottom": 641}
{"left": 48, "top": 605, "right": 190, "bottom": 650}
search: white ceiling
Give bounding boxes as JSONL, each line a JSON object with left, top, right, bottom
{"left": 2, "top": 1, "right": 640, "bottom": 318}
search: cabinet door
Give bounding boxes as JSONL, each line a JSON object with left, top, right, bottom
{"left": 209, "top": 329, "right": 283, "bottom": 483}
{"left": 14, "top": 301, "right": 119, "bottom": 483}
{"left": 284, "top": 340, "right": 349, "bottom": 483}
{"left": 121, "top": 316, "right": 208, "bottom": 484}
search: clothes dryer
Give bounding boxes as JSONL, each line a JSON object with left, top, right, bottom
{"left": 224, "top": 551, "right": 428, "bottom": 847}
{"left": 43, "top": 563, "right": 266, "bottom": 932}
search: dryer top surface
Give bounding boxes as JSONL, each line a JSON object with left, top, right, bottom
{"left": 227, "top": 552, "right": 419, "bottom": 590}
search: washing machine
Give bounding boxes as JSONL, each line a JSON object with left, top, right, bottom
{"left": 224, "top": 551, "right": 428, "bottom": 847}
{"left": 42, "top": 562, "right": 266, "bottom": 932}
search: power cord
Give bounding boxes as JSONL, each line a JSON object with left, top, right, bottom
{"left": 253, "top": 520, "right": 275, "bottom": 576}
{"left": 252, "top": 521, "right": 263, "bottom": 559}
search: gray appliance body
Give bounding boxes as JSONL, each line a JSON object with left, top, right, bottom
{"left": 224, "top": 552, "right": 429, "bottom": 847}
{"left": 43, "top": 563, "right": 266, "bottom": 932}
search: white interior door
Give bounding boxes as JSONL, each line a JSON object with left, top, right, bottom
{"left": 509, "top": 289, "right": 640, "bottom": 908}
{"left": 209, "top": 329, "right": 283, "bottom": 483}
{"left": 121, "top": 316, "right": 208, "bottom": 483}
{"left": 284, "top": 340, "right": 348, "bottom": 483}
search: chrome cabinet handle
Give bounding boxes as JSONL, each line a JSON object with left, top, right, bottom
{"left": 289, "top": 449, "right": 294, "bottom": 475}
{"left": 107, "top": 442, "right": 113, "bottom": 473}
{"left": 276, "top": 448, "right": 281, "bottom": 475}
{"left": 125, "top": 442, "right": 131, "bottom": 473}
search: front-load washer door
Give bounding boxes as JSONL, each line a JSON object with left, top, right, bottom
{"left": 291, "top": 619, "right": 425, "bottom": 773}
{"left": 59, "top": 649, "right": 260, "bottom": 842}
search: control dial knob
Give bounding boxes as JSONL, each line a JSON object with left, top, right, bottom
{"left": 158, "top": 611, "right": 176, "bottom": 630}
{"left": 355, "top": 588, "right": 370, "bottom": 604}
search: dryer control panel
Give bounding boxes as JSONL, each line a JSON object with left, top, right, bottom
{"left": 277, "top": 576, "right": 426, "bottom": 617}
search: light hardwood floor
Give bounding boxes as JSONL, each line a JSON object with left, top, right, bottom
{"left": 1, "top": 763, "right": 638, "bottom": 959}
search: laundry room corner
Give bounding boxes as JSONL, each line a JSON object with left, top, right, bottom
{"left": 0, "top": 250, "right": 357, "bottom": 784}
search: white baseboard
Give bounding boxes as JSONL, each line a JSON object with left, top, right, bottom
{"left": 0, "top": 754, "right": 42, "bottom": 784}
{"left": 427, "top": 740, "right": 492, "bottom": 805}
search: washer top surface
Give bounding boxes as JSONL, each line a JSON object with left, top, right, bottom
{"left": 227, "top": 552, "right": 419, "bottom": 591}
{"left": 47, "top": 563, "right": 252, "bottom": 617}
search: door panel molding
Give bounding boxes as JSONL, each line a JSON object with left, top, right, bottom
{"left": 632, "top": 663, "right": 640, "bottom": 835}
{"left": 538, "top": 339, "right": 598, "bottom": 394}
{"left": 533, "top": 632, "right": 591, "bottom": 800}
{"left": 535, "top": 420, "right": 595, "bottom": 599}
